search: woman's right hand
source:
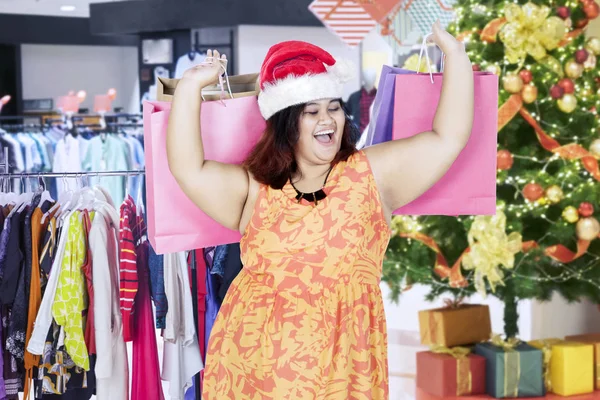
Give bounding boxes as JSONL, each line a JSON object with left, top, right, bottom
{"left": 181, "top": 49, "right": 227, "bottom": 88}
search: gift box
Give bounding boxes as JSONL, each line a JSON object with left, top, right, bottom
{"left": 529, "top": 338, "right": 594, "bottom": 396}
{"left": 474, "top": 341, "right": 544, "bottom": 398}
{"left": 416, "top": 348, "right": 486, "bottom": 397}
{"left": 565, "top": 333, "right": 600, "bottom": 391}
{"left": 419, "top": 304, "right": 491, "bottom": 347}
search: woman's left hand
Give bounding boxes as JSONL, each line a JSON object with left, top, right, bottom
{"left": 430, "top": 20, "right": 464, "bottom": 54}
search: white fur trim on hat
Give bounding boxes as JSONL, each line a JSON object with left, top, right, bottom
{"left": 258, "top": 58, "right": 355, "bottom": 120}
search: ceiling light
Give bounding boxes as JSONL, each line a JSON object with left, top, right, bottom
{"left": 60, "top": 5, "right": 76, "bottom": 12}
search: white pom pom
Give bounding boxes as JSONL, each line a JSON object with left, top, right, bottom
{"left": 328, "top": 58, "right": 356, "bottom": 84}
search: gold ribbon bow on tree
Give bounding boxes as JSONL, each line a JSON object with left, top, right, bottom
{"left": 498, "top": 2, "right": 567, "bottom": 64}
{"left": 462, "top": 211, "right": 523, "bottom": 297}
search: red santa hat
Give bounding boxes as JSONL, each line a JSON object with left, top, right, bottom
{"left": 258, "top": 41, "right": 354, "bottom": 120}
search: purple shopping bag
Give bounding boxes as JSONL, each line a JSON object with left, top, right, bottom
{"left": 363, "top": 66, "right": 415, "bottom": 147}
{"left": 392, "top": 71, "right": 499, "bottom": 216}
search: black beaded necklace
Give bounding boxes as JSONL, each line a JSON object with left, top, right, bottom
{"left": 290, "top": 167, "right": 333, "bottom": 205}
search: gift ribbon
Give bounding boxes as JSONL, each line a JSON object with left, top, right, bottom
{"left": 595, "top": 344, "right": 600, "bottom": 389}
{"left": 423, "top": 309, "right": 442, "bottom": 345}
{"left": 430, "top": 345, "right": 473, "bottom": 396}
{"left": 534, "top": 339, "right": 559, "bottom": 393}
{"left": 504, "top": 351, "right": 521, "bottom": 397}
{"left": 491, "top": 335, "right": 522, "bottom": 397}
{"left": 443, "top": 296, "right": 465, "bottom": 309}
{"left": 491, "top": 334, "right": 521, "bottom": 351}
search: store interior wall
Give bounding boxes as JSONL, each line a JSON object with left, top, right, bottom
{"left": 21, "top": 44, "right": 140, "bottom": 113}
{"left": 0, "top": 44, "right": 18, "bottom": 115}
{"left": 361, "top": 29, "right": 394, "bottom": 89}
{"left": 236, "top": 25, "right": 361, "bottom": 101}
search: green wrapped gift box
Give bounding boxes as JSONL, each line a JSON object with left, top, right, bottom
{"left": 474, "top": 342, "right": 544, "bottom": 398}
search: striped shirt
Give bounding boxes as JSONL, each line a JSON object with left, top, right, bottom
{"left": 119, "top": 196, "right": 137, "bottom": 342}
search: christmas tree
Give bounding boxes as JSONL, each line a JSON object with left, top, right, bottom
{"left": 382, "top": 0, "right": 600, "bottom": 338}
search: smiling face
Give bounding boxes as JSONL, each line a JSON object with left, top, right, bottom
{"left": 295, "top": 98, "right": 346, "bottom": 166}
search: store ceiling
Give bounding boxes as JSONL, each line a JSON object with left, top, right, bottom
{"left": 0, "top": 0, "right": 128, "bottom": 18}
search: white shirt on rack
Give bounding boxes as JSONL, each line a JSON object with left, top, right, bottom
{"left": 162, "top": 251, "right": 203, "bottom": 400}
{"left": 27, "top": 210, "right": 73, "bottom": 355}
{"left": 174, "top": 52, "right": 207, "bottom": 79}
{"left": 91, "top": 200, "right": 129, "bottom": 400}
{"left": 53, "top": 134, "right": 82, "bottom": 193}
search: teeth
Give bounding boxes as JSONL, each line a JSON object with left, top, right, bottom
{"left": 314, "top": 130, "right": 334, "bottom": 136}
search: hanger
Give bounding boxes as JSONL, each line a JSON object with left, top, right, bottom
{"left": 42, "top": 174, "right": 74, "bottom": 224}
{"left": 38, "top": 175, "right": 53, "bottom": 206}
{"left": 136, "top": 173, "right": 145, "bottom": 217}
{"left": 7, "top": 176, "right": 31, "bottom": 218}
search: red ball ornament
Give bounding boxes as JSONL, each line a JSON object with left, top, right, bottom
{"left": 519, "top": 69, "right": 533, "bottom": 84}
{"left": 579, "top": 202, "right": 595, "bottom": 217}
{"left": 550, "top": 84, "right": 565, "bottom": 99}
{"left": 576, "top": 17, "right": 590, "bottom": 28}
{"left": 557, "top": 6, "right": 571, "bottom": 19}
{"left": 575, "top": 49, "right": 590, "bottom": 64}
{"left": 497, "top": 150, "right": 514, "bottom": 170}
{"left": 584, "top": 1, "right": 600, "bottom": 19}
{"left": 558, "top": 78, "right": 575, "bottom": 94}
{"left": 523, "top": 183, "right": 544, "bottom": 201}
{"left": 472, "top": 64, "right": 481, "bottom": 71}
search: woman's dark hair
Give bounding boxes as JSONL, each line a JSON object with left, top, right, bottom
{"left": 243, "top": 100, "right": 359, "bottom": 190}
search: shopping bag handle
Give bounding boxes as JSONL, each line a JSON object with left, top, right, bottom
{"left": 417, "top": 33, "right": 447, "bottom": 84}
{"left": 200, "top": 56, "right": 234, "bottom": 104}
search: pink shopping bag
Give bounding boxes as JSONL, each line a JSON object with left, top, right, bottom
{"left": 392, "top": 71, "right": 499, "bottom": 216}
{"left": 143, "top": 97, "right": 266, "bottom": 254}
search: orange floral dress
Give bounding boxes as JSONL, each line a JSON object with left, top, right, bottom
{"left": 202, "top": 150, "right": 391, "bottom": 399}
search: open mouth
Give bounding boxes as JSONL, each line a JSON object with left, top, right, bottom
{"left": 314, "top": 129, "right": 334, "bottom": 144}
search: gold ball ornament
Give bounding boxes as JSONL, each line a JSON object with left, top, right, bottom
{"left": 585, "top": 37, "right": 600, "bottom": 56}
{"left": 584, "top": 53, "right": 597, "bottom": 70}
{"left": 589, "top": 138, "right": 600, "bottom": 158}
{"left": 503, "top": 74, "right": 524, "bottom": 93}
{"left": 562, "top": 206, "right": 580, "bottom": 223}
{"left": 558, "top": 94, "right": 578, "bottom": 113}
{"left": 521, "top": 84, "right": 538, "bottom": 103}
{"left": 545, "top": 185, "right": 564, "bottom": 204}
{"left": 576, "top": 217, "right": 600, "bottom": 241}
{"left": 486, "top": 64, "right": 501, "bottom": 75}
{"left": 565, "top": 59, "right": 584, "bottom": 79}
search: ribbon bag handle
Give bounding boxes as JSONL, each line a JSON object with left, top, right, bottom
{"left": 200, "top": 56, "right": 234, "bottom": 104}
{"left": 417, "top": 33, "right": 447, "bottom": 84}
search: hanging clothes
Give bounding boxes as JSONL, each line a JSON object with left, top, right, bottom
{"left": 51, "top": 211, "right": 90, "bottom": 371}
{"left": 148, "top": 244, "right": 167, "bottom": 330}
{"left": 90, "top": 201, "right": 128, "bottom": 400}
{"left": 52, "top": 134, "right": 82, "bottom": 194}
{"left": 130, "top": 209, "right": 164, "bottom": 400}
{"left": 82, "top": 135, "right": 130, "bottom": 205}
{"left": 23, "top": 205, "right": 55, "bottom": 400}
{"left": 118, "top": 196, "right": 138, "bottom": 343}
{"left": 162, "top": 252, "right": 203, "bottom": 400}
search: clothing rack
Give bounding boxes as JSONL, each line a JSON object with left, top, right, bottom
{"left": 0, "top": 159, "right": 204, "bottom": 399}
{"left": 0, "top": 170, "right": 145, "bottom": 178}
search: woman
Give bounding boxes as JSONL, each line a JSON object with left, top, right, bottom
{"left": 167, "top": 20, "right": 474, "bottom": 399}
